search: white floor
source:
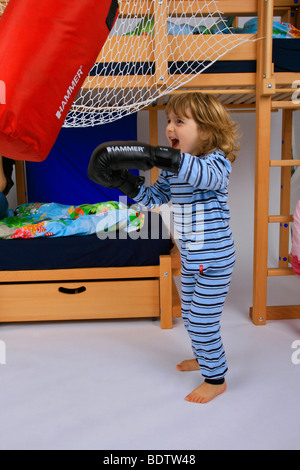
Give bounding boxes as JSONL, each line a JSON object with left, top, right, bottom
{"left": 1, "top": 258, "right": 300, "bottom": 450}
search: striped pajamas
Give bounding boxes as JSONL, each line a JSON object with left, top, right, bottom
{"left": 135, "top": 150, "right": 235, "bottom": 381}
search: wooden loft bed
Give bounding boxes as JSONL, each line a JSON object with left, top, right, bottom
{"left": 83, "top": 0, "right": 300, "bottom": 324}
{"left": 4, "top": 0, "right": 300, "bottom": 328}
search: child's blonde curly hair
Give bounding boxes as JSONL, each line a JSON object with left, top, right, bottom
{"left": 166, "top": 92, "right": 240, "bottom": 163}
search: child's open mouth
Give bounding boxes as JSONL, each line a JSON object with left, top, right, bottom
{"left": 170, "top": 138, "right": 179, "bottom": 149}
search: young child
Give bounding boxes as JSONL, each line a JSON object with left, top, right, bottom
{"left": 88, "top": 92, "right": 239, "bottom": 404}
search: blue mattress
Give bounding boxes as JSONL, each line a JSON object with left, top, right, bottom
{"left": 0, "top": 211, "right": 173, "bottom": 271}
{"left": 272, "top": 38, "right": 300, "bottom": 72}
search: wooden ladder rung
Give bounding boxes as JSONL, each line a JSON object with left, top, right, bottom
{"left": 271, "top": 101, "right": 300, "bottom": 109}
{"left": 267, "top": 267, "right": 295, "bottom": 276}
{"left": 268, "top": 215, "right": 294, "bottom": 223}
{"left": 269, "top": 159, "right": 300, "bottom": 167}
{"left": 266, "top": 305, "right": 300, "bottom": 320}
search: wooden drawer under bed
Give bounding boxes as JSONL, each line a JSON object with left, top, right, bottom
{"left": 0, "top": 251, "right": 181, "bottom": 328}
{"left": 0, "top": 279, "right": 160, "bottom": 323}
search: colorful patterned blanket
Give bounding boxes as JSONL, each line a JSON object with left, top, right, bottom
{"left": 127, "top": 16, "right": 300, "bottom": 38}
{"left": 231, "top": 18, "right": 300, "bottom": 38}
{"left": 0, "top": 201, "right": 144, "bottom": 239}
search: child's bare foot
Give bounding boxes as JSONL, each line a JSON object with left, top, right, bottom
{"left": 185, "top": 381, "right": 226, "bottom": 404}
{"left": 176, "top": 359, "right": 200, "bottom": 371}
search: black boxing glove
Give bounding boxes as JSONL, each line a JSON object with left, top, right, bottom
{"left": 117, "top": 170, "right": 145, "bottom": 199}
{"left": 88, "top": 153, "right": 145, "bottom": 199}
{"left": 88, "top": 141, "right": 181, "bottom": 174}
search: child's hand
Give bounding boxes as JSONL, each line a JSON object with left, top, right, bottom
{"left": 88, "top": 141, "right": 181, "bottom": 175}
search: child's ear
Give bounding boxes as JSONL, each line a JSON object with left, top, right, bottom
{"left": 199, "top": 127, "right": 210, "bottom": 141}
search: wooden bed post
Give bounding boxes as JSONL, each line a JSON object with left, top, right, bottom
{"left": 250, "top": 0, "right": 273, "bottom": 325}
{"left": 15, "top": 160, "right": 28, "bottom": 205}
{"left": 251, "top": 97, "right": 272, "bottom": 325}
{"left": 159, "top": 254, "right": 173, "bottom": 329}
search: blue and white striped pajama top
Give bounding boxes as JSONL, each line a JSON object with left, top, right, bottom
{"left": 135, "top": 150, "right": 235, "bottom": 380}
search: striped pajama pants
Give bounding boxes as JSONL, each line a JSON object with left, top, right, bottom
{"left": 180, "top": 252, "right": 234, "bottom": 381}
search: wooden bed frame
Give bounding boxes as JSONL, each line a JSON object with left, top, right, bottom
{"left": 1, "top": 0, "right": 300, "bottom": 327}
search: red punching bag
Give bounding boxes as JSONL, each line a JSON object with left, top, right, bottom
{"left": 0, "top": 0, "right": 118, "bottom": 162}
